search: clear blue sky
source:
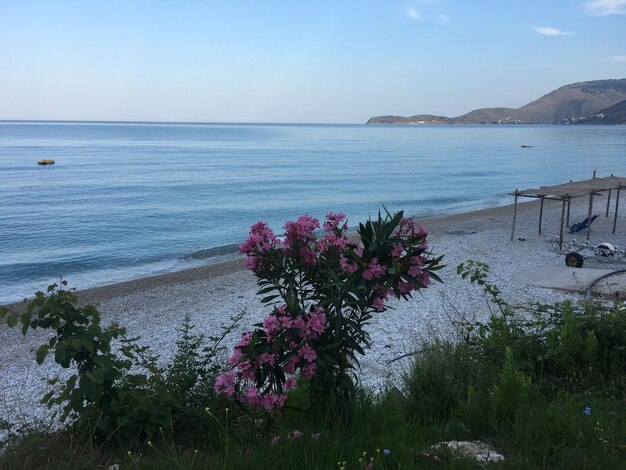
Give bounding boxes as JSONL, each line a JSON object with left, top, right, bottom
{"left": 1, "top": 0, "right": 625, "bottom": 123}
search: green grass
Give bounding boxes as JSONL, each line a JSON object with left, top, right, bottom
{"left": 2, "top": 359, "right": 624, "bottom": 469}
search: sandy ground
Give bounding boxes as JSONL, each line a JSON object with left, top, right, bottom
{"left": 1, "top": 194, "right": 624, "bottom": 432}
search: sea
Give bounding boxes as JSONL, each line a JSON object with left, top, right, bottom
{"left": 1, "top": 121, "right": 624, "bottom": 304}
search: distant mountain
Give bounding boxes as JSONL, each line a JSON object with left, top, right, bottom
{"left": 566, "top": 99, "right": 626, "bottom": 124}
{"left": 367, "top": 79, "right": 626, "bottom": 125}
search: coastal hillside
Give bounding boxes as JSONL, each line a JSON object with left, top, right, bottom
{"left": 367, "top": 79, "right": 626, "bottom": 124}
{"left": 567, "top": 99, "right": 626, "bottom": 124}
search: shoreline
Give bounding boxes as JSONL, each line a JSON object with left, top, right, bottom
{"left": 73, "top": 200, "right": 541, "bottom": 306}
{"left": 2, "top": 200, "right": 532, "bottom": 309}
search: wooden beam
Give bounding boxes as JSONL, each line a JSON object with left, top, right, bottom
{"left": 587, "top": 192, "right": 594, "bottom": 241}
{"left": 510, "top": 191, "right": 518, "bottom": 241}
{"left": 539, "top": 196, "right": 545, "bottom": 235}
{"left": 613, "top": 187, "right": 621, "bottom": 234}
{"left": 566, "top": 197, "right": 571, "bottom": 227}
{"left": 606, "top": 189, "right": 612, "bottom": 217}
{"left": 559, "top": 199, "right": 565, "bottom": 250}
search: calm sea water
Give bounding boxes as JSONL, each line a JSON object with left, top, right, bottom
{"left": 1, "top": 121, "right": 624, "bottom": 303}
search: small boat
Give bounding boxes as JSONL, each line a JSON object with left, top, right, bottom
{"left": 520, "top": 145, "right": 534, "bottom": 148}
{"left": 37, "top": 159, "right": 55, "bottom": 165}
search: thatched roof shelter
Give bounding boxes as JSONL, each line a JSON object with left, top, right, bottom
{"left": 510, "top": 175, "right": 626, "bottom": 249}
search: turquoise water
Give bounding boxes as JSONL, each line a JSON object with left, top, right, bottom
{"left": 1, "top": 121, "right": 624, "bottom": 303}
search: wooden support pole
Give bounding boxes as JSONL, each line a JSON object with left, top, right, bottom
{"left": 613, "top": 187, "right": 621, "bottom": 234}
{"left": 606, "top": 189, "right": 612, "bottom": 217}
{"left": 539, "top": 196, "right": 545, "bottom": 235}
{"left": 559, "top": 198, "right": 566, "bottom": 250}
{"left": 587, "top": 192, "right": 595, "bottom": 241}
{"left": 566, "top": 197, "right": 571, "bottom": 226}
{"left": 510, "top": 191, "right": 518, "bottom": 241}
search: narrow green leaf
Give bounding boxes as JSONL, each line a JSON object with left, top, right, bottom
{"left": 35, "top": 345, "right": 49, "bottom": 364}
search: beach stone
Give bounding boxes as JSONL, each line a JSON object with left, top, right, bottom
{"left": 431, "top": 440, "right": 505, "bottom": 466}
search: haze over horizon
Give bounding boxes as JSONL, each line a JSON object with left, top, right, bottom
{"left": 2, "top": 0, "right": 626, "bottom": 124}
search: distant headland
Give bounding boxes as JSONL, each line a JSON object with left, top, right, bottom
{"left": 367, "top": 79, "right": 626, "bottom": 125}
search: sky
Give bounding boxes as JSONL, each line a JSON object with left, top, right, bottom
{"left": 1, "top": 0, "right": 625, "bottom": 123}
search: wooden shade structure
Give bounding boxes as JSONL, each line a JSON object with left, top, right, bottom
{"left": 510, "top": 175, "right": 626, "bottom": 249}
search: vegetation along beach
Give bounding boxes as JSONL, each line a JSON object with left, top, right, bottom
{"left": 1, "top": 1, "right": 626, "bottom": 468}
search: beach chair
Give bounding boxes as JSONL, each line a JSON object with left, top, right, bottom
{"left": 568, "top": 214, "right": 598, "bottom": 233}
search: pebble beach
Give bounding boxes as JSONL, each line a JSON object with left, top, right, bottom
{"left": 1, "top": 194, "right": 624, "bottom": 432}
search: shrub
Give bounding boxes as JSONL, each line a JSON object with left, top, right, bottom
{"left": 457, "top": 260, "right": 626, "bottom": 395}
{"left": 216, "top": 210, "right": 443, "bottom": 415}
{"left": 402, "top": 340, "right": 476, "bottom": 423}
{"left": 0, "top": 282, "right": 241, "bottom": 445}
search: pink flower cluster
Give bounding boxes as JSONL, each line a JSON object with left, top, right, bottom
{"left": 215, "top": 305, "right": 326, "bottom": 411}
{"left": 284, "top": 215, "right": 320, "bottom": 266}
{"left": 396, "top": 217, "right": 428, "bottom": 239}
{"left": 239, "top": 221, "right": 281, "bottom": 270}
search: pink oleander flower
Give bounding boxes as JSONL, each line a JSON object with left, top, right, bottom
{"left": 340, "top": 255, "right": 358, "bottom": 273}
{"left": 263, "top": 315, "right": 280, "bottom": 341}
{"left": 398, "top": 217, "right": 418, "bottom": 236}
{"left": 228, "top": 348, "right": 242, "bottom": 366}
{"left": 298, "top": 246, "right": 317, "bottom": 266}
{"left": 284, "top": 377, "right": 298, "bottom": 391}
{"left": 339, "top": 256, "right": 359, "bottom": 273}
{"left": 240, "top": 222, "right": 280, "bottom": 257}
{"left": 283, "top": 355, "right": 299, "bottom": 374}
{"left": 317, "top": 232, "right": 349, "bottom": 252}
{"left": 323, "top": 212, "right": 347, "bottom": 232}
{"left": 245, "top": 386, "right": 260, "bottom": 406}
{"left": 236, "top": 332, "right": 252, "bottom": 348}
{"left": 299, "top": 344, "right": 317, "bottom": 362}
{"left": 259, "top": 352, "right": 276, "bottom": 367}
{"left": 362, "top": 259, "right": 387, "bottom": 280}
{"left": 398, "top": 281, "right": 414, "bottom": 296}
{"left": 260, "top": 393, "right": 287, "bottom": 411}
{"left": 301, "top": 362, "right": 317, "bottom": 379}
{"left": 214, "top": 370, "right": 236, "bottom": 397}
{"left": 373, "top": 296, "right": 386, "bottom": 312}
{"left": 284, "top": 215, "right": 320, "bottom": 245}
{"left": 391, "top": 243, "right": 405, "bottom": 258}
{"left": 408, "top": 264, "right": 422, "bottom": 278}
{"left": 419, "top": 271, "right": 432, "bottom": 286}
{"left": 289, "top": 429, "right": 303, "bottom": 439}
{"left": 244, "top": 255, "right": 259, "bottom": 270}
{"left": 271, "top": 435, "right": 280, "bottom": 445}
{"left": 308, "top": 308, "right": 326, "bottom": 335}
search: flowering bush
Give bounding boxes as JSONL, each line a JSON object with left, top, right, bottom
{"left": 216, "top": 210, "right": 443, "bottom": 413}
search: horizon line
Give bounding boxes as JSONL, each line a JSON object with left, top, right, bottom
{"left": 0, "top": 119, "right": 366, "bottom": 126}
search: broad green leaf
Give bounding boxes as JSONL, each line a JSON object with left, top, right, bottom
{"left": 7, "top": 315, "right": 19, "bottom": 328}
{"left": 35, "top": 345, "right": 49, "bottom": 364}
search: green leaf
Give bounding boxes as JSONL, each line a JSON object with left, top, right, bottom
{"left": 41, "top": 390, "right": 55, "bottom": 406}
{"left": 257, "top": 286, "right": 277, "bottom": 295}
{"left": 87, "top": 368, "right": 106, "bottom": 384}
{"left": 79, "top": 377, "right": 102, "bottom": 401}
{"left": 35, "top": 345, "right": 49, "bottom": 364}
{"left": 7, "top": 315, "right": 19, "bottom": 328}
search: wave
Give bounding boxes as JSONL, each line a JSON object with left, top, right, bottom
{"left": 181, "top": 243, "right": 241, "bottom": 260}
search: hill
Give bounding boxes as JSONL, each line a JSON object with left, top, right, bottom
{"left": 567, "top": 99, "right": 626, "bottom": 124}
{"left": 367, "top": 79, "right": 626, "bottom": 125}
